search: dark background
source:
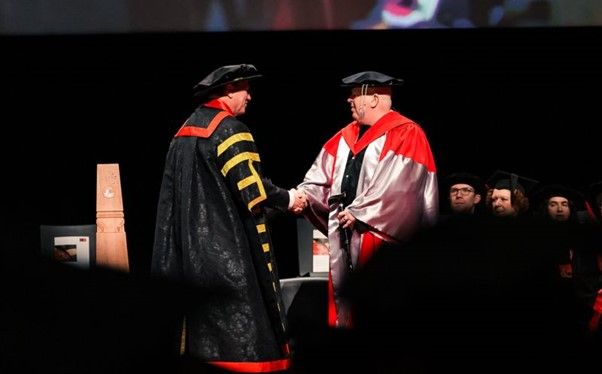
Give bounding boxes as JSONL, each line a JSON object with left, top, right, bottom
{"left": 4, "top": 27, "right": 601, "bottom": 277}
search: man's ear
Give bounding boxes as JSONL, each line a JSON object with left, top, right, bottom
{"left": 225, "top": 83, "right": 235, "bottom": 98}
{"left": 474, "top": 194, "right": 482, "bottom": 204}
{"left": 370, "top": 94, "right": 379, "bottom": 108}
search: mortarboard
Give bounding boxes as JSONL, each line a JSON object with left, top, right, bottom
{"left": 444, "top": 172, "right": 486, "bottom": 196}
{"left": 486, "top": 170, "right": 539, "bottom": 195}
{"left": 531, "top": 184, "right": 586, "bottom": 210}
{"left": 193, "top": 64, "right": 262, "bottom": 99}
{"left": 340, "top": 71, "right": 404, "bottom": 87}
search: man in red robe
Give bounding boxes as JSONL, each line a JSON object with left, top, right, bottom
{"left": 298, "top": 71, "right": 438, "bottom": 327}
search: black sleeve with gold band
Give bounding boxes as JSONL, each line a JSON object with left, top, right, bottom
{"left": 214, "top": 117, "right": 290, "bottom": 213}
{"left": 212, "top": 115, "right": 291, "bottom": 354}
{"left": 262, "top": 177, "right": 291, "bottom": 211}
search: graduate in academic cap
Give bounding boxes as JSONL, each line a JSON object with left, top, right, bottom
{"left": 531, "top": 184, "right": 602, "bottom": 331}
{"left": 532, "top": 184, "right": 588, "bottom": 224}
{"left": 152, "top": 64, "right": 306, "bottom": 372}
{"left": 485, "top": 170, "right": 538, "bottom": 218}
{"left": 296, "top": 70, "right": 438, "bottom": 328}
{"left": 442, "top": 171, "right": 486, "bottom": 217}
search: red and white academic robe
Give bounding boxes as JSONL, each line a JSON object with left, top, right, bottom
{"left": 298, "top": 110, "right": 438, "bottom": 327}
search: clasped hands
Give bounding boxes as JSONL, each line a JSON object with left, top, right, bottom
{"left": 289, "top": 189, "right": 308, "bottom": 214}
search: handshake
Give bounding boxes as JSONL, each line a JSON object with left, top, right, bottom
{"left": 289, "top": 188, "right": 308, "bottom": 214}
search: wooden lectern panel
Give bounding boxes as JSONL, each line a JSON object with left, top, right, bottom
{"left": 96, "top": 163, "right": 129, "bottom": 272}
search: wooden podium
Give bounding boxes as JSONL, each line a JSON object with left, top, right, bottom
{"left": 96, "top": 163, "right": 129, "bottom": 272}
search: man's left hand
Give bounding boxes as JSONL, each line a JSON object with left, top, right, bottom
{"left": 337, "top": 210, "right": 356, "bottom": 229}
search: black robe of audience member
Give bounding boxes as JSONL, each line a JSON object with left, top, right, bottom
{"left": 324, "top": 214, "right": 599, "bottom": 373}
{"left": 537, "top": 216, "right": 602, "bottom": 331}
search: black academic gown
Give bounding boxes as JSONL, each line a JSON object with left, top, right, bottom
{"left": 338, "top": 213, "right": 592, "bottom": 373}
{"left": 152, "top": 102, "right": 291, "bottom": 371}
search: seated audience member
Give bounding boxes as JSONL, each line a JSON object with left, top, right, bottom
{"left": 533, "top": 184, "right": 590, "bottom": 274}
{"left": 485, "top": 170, "right": 538, "bottom": 218}
{"left": 441, "top": 171, "right": 485, "bottom": 218}
{"left": 532, "top": 184, "right": 602, "bottom": 331}
{"left": 340, "top": 211, "right": 595, "bottom": 373}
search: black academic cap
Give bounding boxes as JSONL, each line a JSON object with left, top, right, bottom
{"left": 444, "top": 172, "right": 486, "bottom": 196}
{"left": 193, "top": 64, "right": 262, "bottom": 99}
{"left": 340, "top": 71, "right": 404, "bottom": 87}
{"left": 532, "top": 184, "right": 586, "bottom": 209}
{"left": 486, "top": 170, "right": 539, "bottom": 195}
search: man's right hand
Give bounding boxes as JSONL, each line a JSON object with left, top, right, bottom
{"left": 289, "top": 189, "right": 308, "bottom": 214}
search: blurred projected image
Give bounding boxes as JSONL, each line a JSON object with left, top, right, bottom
{"left": 353, "top": 0, "right": 447, "bottom": 29}
{"left": 199, "top": 0, "right": 602, "bottom": 30}
{"left": 351, "top": 0, "right": 571, "bottom": 29}
{"left": 1, "top": 0, "right": 602, "bottom": 34}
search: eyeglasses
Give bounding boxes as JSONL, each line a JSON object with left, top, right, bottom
{"left": 450, "top": 187, "right": 475, "bottom": 195}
